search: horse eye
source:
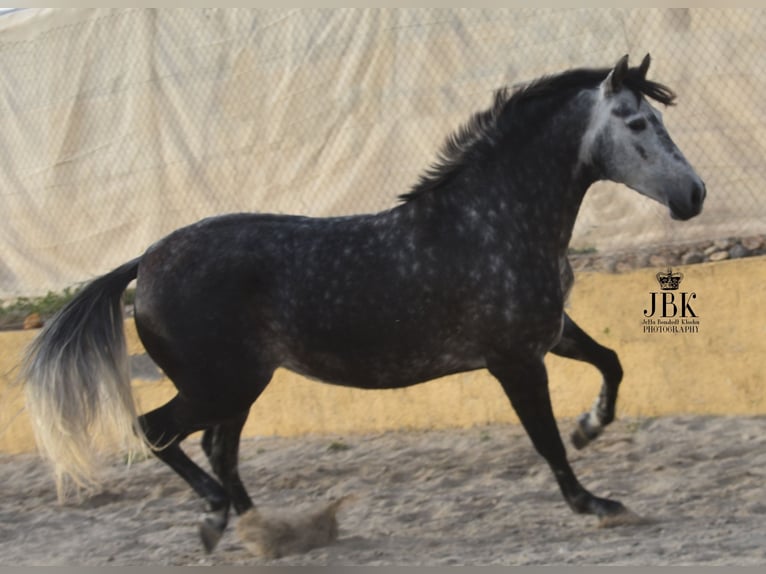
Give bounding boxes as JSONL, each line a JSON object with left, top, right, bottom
{"left": 627, "top": 118, "right": 647, "bottom": 132}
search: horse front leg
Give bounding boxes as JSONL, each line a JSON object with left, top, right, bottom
{"left": 488, "top": 354, "right": 628, "bottom": 523}
{"left": 550, "top": 313, "right": 624, "bottom": 449}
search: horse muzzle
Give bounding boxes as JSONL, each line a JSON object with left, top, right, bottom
{"left": 669, "top": 181, "right": 706, "bottom": 221}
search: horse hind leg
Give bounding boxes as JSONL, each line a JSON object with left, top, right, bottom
{"left": 139, "top": 396, "right": 234, "bottom": 553}
{"left": 550, "top": 313, "right": 624, "bottom": 449}
{"left": 201, "top": 408, "right": 255, "bottom": 516}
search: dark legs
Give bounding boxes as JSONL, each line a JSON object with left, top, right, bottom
{"left": 550, "top": 313, "right": 624, "bottom": 449}
{"left": 489, "top": 354, "right": 626, "bottom": 520}
{"left": 139, "top": 396, "right": 257, "bottom": 553}
{"left": 201, "top": 410, "right": 254, "bottom": 515}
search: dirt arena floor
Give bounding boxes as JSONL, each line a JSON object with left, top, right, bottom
{"left": 0, "top": 415, "right": 764, "bottom": 566}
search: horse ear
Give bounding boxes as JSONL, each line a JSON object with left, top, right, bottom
{"left": 602, "top": 54, "right": 629, "bottom": 97}
{"left": 638, "top": 53, "right": 651, "bottom": 79}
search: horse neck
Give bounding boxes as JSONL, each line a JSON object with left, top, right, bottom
{"left": 405, "top": 94, "right": 597, "bottom": 257}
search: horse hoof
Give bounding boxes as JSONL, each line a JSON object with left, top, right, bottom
{"left": 199, "top": 511, "right": 228, "bottom": 553}
{"left": 571, "top": 425, "right": 601, "bottom": 450}
{"left": 570, "top": 426, "right": 591, "bottom": 450}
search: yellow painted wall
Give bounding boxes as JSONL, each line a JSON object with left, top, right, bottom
{"left": 1, "top": 257, "right": 764, "bottom": 454}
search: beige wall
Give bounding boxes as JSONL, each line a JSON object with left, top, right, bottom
{"left": 2, "top": 8, "right": 766, "bottom": 298}
{"left": 1, "top": 257, "right": 764, "bottom": 454}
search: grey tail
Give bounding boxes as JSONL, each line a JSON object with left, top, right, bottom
{"left": 20, "top": 258, "right": 147, "bottom": 501}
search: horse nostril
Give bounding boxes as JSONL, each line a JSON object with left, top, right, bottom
{"left": 691, "top": 182, "right": 705, "bottom": 210}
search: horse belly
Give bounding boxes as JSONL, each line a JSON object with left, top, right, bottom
{"left": 282, "top": 341, "right": 486, "bottom": 390}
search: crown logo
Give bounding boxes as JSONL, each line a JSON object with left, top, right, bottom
{"left": 656, "top": 267, "right": 683, "bottom": 290}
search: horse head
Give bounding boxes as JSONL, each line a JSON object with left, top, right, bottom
{"left": 580, "top": 54, "right": 706, "bottom": 221}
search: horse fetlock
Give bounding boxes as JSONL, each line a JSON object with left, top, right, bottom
{"left": 562, "top": 488, "right": 597, "bottom": 515}
{"left": 571, "top": 412, "right": 604, "bottom": 449}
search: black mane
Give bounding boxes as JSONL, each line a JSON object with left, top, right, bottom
{"left": 399, "top": 64, "right": 676, "bottom": 203}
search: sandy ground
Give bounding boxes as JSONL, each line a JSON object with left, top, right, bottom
{"left": 0, "top": 415, "right": 764, "bottom": 566}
